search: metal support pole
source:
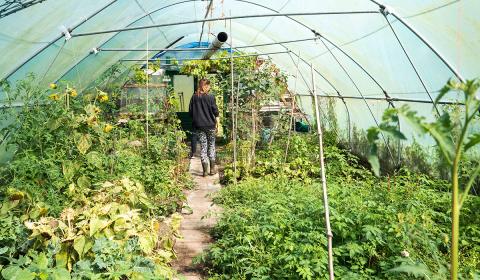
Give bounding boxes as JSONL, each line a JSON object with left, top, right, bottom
{"left": 318, "top": 37, "right": 396, "bottom": 163}
{"left": 343, "top": 98, "right": 352, "bottom": 147}
{"left": 287, "top": 52, "right": 353, "bottom": 140}
{"left": 296, "top": 93, "right": 464, "bottom": 106}
{"left": 198, "top": 0, "right": 214, "bottom": 44}
{"left": 311, "top": 63, "right": 334, "bottom": 280}
{"left": 287, "top": 51, "right": 354, "bottom": 150}
{"left": 316, "top": 34, "right": 391, "bottom": 100}
{"left": 229, "top": 17, "right": 237, "bottom": 184}
{"left": 284, "top": 52, "right": 300, "bottom": 163}
{"left": 286, "top": 52, "right": 320, "bottom": 94}
{"left": 71, "top": 11, "right": 379, "bottom": 37}
{"left": 236, "top": 0, "right": 392, "bottom": 103}
{"left": 0, "top": 0, "right": 47, "bottom": 19}
{"left": 382, "top": 11, "right": 441, "bottom": 116}
{"left": 120, "top": 51, "right": 290, "bottom": 62}
{"left": 100, "top": 37, "right": 317, "bottom": 52}
{"left": 145, "top": 31, "right": 149, "bottom": 148}
{"left": 3, "top": 0, "right": 119, "bottom": 81}
{"left": 369, "top": 0, "right": 465, "bottom": 83}
{"left": 59, "top": 0, "right": 375, "bottom": 96}
{"left": 55, "top": 36, "right": 185, "bottom": 84}
{"left": 134, "top": 0, "right": 168, "bottom": 42}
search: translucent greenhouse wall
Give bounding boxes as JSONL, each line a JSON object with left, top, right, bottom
{"left": 0, "top": 0, "right": 479, "bottom": 159}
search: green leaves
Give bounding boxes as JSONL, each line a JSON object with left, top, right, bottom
{"left": 436, "top": 80, "right": 455, "bottom": 104}
{"left": 204, "top": 179, "right": 329, "bottom": 279}
{"left": 0, "top": 77, "right": 189, "bottom": 280}
{"left": 89, "top": 217, "right": 109, "bottom": 237}
{"left": 62, "top": 160, "right": 80, "bottom": 182}
{"left": 389, "top": 263, "right": 431, "bottom": 278}
{"left": 50, "top": 269, "right": 71, "bottom": 280}
{"left": 77, "top": 175, "right": 91, "bottom": 189}
{"left": 35, "top": 252, "right": 48, "bottom": 270}
{"left": 0, "top": 252, "right": 71, "bottom": 280}
{"left": 368, "top": 141, "right": 380, "bottom": 177}
{"left": 465, "top": 133, "right": 480, "bottom": 152}
{"left": 367, "top": 103, "right": 458, "bottom": 175}
{"left": 76, "top": 133, "right": 91, "bottom": 155}
{"left": 11, "top": 177, "right": 181, "bottom": 279}
{"left": 204, "top": 168, "right": 477, "bottom": 279}
{"left": 73, "top": 236, "right": 86, "bottom": 259}
{"left": 422, "top": 113, "right": 455, "bottom": 164}
{"left": 1, "top": 267, "right": 35, "bottom": 280}
{"left": 366, "top": 120, "right": 407, "bottom": 177}
{"left": 366, "top": 79, "right": 480, "bottom": 279}
{"left": 138, "top": 231, "right": 156, "bottom": 254}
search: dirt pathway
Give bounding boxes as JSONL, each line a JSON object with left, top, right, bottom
{"left": 173, "top": 157, "right": 221, "bottom": 279}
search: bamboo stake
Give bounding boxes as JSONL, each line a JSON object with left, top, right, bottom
{"left": 311, "top": 63, "right": 334, "bottom": 280}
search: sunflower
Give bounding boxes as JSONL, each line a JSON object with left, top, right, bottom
{"left": 48, "top": 93, "right": 60, "bottom": 101}
{"left": 103, "top": 124, "right": 114, "bottom": 133}
{"left": 68, "top": 88, "right": 78, "bottom": 97}
{"left": 86, "top": 115, "right": 98, "bottom": 127}
{"left": 49, "top": 83, "right": 57, "bottom": 89}
{"left": 99, "top": 94, "right": 109, "bottom": 103}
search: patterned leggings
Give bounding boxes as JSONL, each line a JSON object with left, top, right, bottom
{"left": 197, "top": 128, "right": 216, "bottom": 163}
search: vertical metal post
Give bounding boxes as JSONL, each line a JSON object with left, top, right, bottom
{"left": 284, "top": 52, "right": 301, "bottom": 163}
{"left": 229, "top": 16, "right": 237, "bottom": 184}
{"left": 343, "top": 98, "right": 352, "bottom": 148}
{"left": 311, "top": 63, "right": 334, "bottom": 280}
{"left": 146, "top": 31, "right": 149, "bottom": 148}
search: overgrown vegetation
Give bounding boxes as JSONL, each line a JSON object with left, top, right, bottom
{"left": 0, "top": 75, "right": 191, "bottom": 279}
{"left": 176, "top": 54, "right": 479, "bottom": 279}
{"left": 368, "top": 78, "right": 480, "bottom": 279}
{"left": 200, "top": 134, "right": 480, "bottom": 279}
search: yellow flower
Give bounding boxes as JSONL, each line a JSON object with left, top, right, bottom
{"left": 48, "top": 93, "right": 60, "bottom": 101}
{"left": 49, "top": 83, "right": 57, "bottom": 89}
{"left": 99, "top": 94, "right": 109, "bottom": 103}
{"left": 86, "top": 116, "right": 98, "bottom": 127}
{"left": 68, "top": 89, "right": 78, "bottom": 97}
{"left": 103, "top": 124, "right": 114, "bottom": 133}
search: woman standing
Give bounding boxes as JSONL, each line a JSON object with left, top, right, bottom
{"left": 188, "top": 78, "right": 219, "bottom": 176}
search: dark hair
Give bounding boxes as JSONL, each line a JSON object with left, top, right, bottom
{"left": 196, "top": 78, "right": 211, "bottom": 96}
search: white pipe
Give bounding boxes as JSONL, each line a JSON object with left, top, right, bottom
{"left": 202, "top": 32, "right": 228, "bottom": 59}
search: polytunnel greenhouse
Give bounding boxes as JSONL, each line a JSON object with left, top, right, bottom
{"left": 0, "top": 0, "right": 479, "bottom": 279}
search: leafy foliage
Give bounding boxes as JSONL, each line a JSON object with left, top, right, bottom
{"left": 0, "top": 77, "right": 191, "bottom": 278}
{"left": 367, "top": 78, "right": 480, "bottom": 278}
{"left": 202, "top": 134, "right": 479, "bottom": 279}
{"left": 3, "top": 178, "right": 182, "bottom": 279}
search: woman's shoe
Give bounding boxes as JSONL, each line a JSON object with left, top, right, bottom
{"left": 209, "top": 159, "right": 217, "bottom": 175}
{"left": 202, "top": 162, "right": 209, "bottom": 177}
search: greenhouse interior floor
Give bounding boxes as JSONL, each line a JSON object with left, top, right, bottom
{"left": 172, "top": 156, "right": 221, "bottom": 279}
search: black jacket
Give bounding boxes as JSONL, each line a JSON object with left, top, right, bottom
{"left": 188, "top": 93, "right": 219, "bottom": 130}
